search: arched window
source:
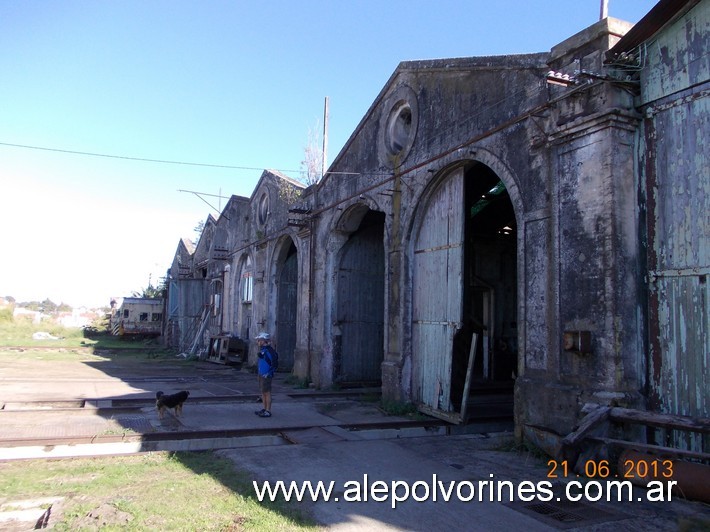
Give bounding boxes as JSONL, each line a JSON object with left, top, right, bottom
{"left": 241, "top": 255, "right": 253, "bottom": 303}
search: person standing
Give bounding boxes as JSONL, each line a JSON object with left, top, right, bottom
{"left": 254, "top": 332, "right": 277, "bottom": 417}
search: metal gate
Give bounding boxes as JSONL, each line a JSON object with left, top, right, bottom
{"left": 277, "top": 251, "right": 298, "bottom": 371}
{"left": 336, "top": 222, "right": 385, "bottom": 383}
{"left": 413, "top": 169, "right": 464, "bottom": 417}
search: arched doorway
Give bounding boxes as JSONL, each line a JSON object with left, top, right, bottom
{"left": 237, "top": 254, "right": 253, "bottom": 341}
{"left": 413, "top": 162, "right": 517, "bottom": 422}
{"left": 276, "top": 241, "right": 298, "bottom": 371}
{"left": 335, "top": 210, "right": 386, "bottom": 384}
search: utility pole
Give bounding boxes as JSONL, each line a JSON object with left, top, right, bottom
{"left": 322, "top": 96, "right": 329, "bottom": 179}
{"left": 600, "top": 0, "right": 608, "bottom": 20}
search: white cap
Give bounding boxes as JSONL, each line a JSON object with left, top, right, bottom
{"left": 255, "top": 332, "right": 270, "bottom": 341}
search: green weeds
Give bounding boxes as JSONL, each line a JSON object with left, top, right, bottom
{"left": 0, "top": 452, "right": 317, "bottom": 531}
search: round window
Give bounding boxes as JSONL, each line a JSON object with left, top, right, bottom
{"left": 386, "top": 102, "right": 413, "bottom": 155}
{"left": 378, "top": 85, "right": 418, "bottom": 168}
{"left": 258, "top": 193, "right": 269, "bottom": 225}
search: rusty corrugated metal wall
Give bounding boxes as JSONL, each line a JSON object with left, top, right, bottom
{"left": 166, "top": 278, "right": 207, "bottom": 350}
{"left": 642, "top": 0, "right": 709, "bottom": 451}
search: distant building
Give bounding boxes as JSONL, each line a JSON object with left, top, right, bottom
{"left": 57, "top": 307, "right": 100, "bottom": 329}
{"left": 13, "top": 307, "right": 46, "bottom": 324}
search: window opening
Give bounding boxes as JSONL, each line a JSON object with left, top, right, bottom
{"left": 241, "top": 256, "right": 253, "bottom": 303}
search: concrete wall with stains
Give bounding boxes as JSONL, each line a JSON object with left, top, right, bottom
{"left": 298, "top": 17, "right": 647, "bottom": 435}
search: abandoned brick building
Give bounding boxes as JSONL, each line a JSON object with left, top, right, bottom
{"left": 165, "top": 0, "right": 708, "bottom": 454}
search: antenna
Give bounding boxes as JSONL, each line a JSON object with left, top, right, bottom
{"left": 178, "top": 189, "right": 231, "bottom": 219}
{"left": 600, "top": 0, "right": 608, "bottom": 20}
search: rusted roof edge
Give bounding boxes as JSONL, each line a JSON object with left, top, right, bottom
{"left": 605, "top": 0, "right": 701, "bottom": 60}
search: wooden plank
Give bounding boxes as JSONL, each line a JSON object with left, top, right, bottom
{"left": 418, "top": 403, "right": 462, "bottom": 425}
{"left": 561, "top": 406, "right": 612, "bottom": 447}
{"left": 459, "top": 333, "right": 479, "bottom": 423}
{"left": 609, "top": 407, "right": 710, "bottom": 434}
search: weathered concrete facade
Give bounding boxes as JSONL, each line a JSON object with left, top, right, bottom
{"left": 165, "top": 1, "right": 708, "bottom": 446}
{"left": 296, "top": 16, "right": 645, "bottom": 434}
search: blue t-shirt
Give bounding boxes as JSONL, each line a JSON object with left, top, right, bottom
{"left": 258, "top": 345, "right": 276, "bottom": 378}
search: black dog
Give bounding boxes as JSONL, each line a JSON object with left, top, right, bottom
{"left": 156, "top": 390, "right": 190, "bottom": 419}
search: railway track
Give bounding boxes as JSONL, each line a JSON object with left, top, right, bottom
{"left": 0, "top": 392, "right": 510, "bottom": 460}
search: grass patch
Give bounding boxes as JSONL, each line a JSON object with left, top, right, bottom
{"left": 0, "top": 452, "right": 318, "bottom": 531}
{"left": 0, "top": 317, "right": 89, "bottom": 348}
{"left": 284, "top": 375, "right": 311, "bottom": 389}
{"left": 379, "top": 400, "right": 420, "bottom": 417}
{"left": 0, "top": 316, "right": 185, "bottom": 364}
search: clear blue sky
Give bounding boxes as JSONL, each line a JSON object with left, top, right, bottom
{"left": 0, "top": 0, "right": 655, "bottom": 308}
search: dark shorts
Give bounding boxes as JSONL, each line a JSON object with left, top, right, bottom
{"left": 259, "top": 375, "right": 272, "bottom": 393}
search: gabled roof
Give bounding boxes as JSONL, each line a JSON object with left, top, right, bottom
{"left": 180, "top": 237, "right": 195, "bottom": 255}
{"left": 250, "top": 169, "right": 305, "bottom": 200}
{"left": 222, "top": 194, "right": 250, "bottom": 211}
{"left": 213, "top": 194, "right": 250, "bottom": 228}
{"left": 323, "top": 52, "right": 548, "bottom": 187}
{"left": 193, "top": 214, "right": 217, "bottom": 250}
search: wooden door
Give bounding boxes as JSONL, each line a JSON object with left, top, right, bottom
{"left": 337, "top": 223, "right": 385, "bottom": 382}
{"left": 413, "top": 169, "right": 464, "bottom": 416}
{"left": 277, "top": 251, "right": 298, "bottom": 371}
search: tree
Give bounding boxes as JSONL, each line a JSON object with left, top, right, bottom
{"left": 193, "top": 219, "right": 205, "bottom": 241}
{"left": 22, "top": 298, "right": 58, "bottom": 313}
{"left": 299, "top": 120, "right": 324, "bottom": 186}
{"left": 133, "top": 276, "right": 166, "bottom": 299}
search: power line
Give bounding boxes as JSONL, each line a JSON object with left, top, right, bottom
{"left": 1, "top": 79, "right": 551, "bottom": 182}
{"left": 0, "top": 140, "right": 385, "bottom": 178}
{"left": 0, "top": 141, "right": 301, "bottom": 174}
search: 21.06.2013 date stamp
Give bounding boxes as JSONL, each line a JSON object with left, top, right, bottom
{"left": 547, "top": 458, "right": 674, "bottom": 479}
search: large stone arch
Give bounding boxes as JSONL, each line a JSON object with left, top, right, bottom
{"left": 323, "top": 198, "right": 388, "bottom": 385}
{"left": 404, "top": 150, "right": 525, "bottom": 423}
{"left": 269, "top": 234, "right": 300, "bottom": 372}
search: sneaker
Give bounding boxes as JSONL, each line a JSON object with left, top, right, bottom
{"left": 258, "top": 410, "right": 272, "bottom": 418}
{"left": 254, "top": 409, "right": 265, "bottom": 416}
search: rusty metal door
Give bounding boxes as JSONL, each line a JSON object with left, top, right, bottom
{"left": 336, "top": 222, "right": 385, "bottom": 383}
{"left": 413, "top": 169, "right": 464, "bottom": 418}
{"left": 277, "top": 251, "right": 297, "bottom": 371}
